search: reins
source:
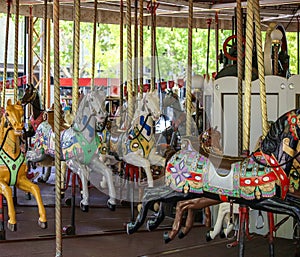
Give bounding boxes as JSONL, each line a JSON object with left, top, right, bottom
{"left": 251, "top": 150, "right": 300, "bottom": 168}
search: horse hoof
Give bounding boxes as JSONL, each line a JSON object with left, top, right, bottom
{"left": 206, "top": 231, "right": 213, "bottom": 242}
{"left": 25, "top": 192, "right": 31, "bottom": 200}
{"left": 107, "top": 201, "right": 116, "bottom": 211}
{"left": 178, "top": 231, "right": 185, "bottom": 239}
{"left": 80, "top": 202, "right": 89, "bottom": 212}
{"left": 38, "top": 177, "right": 47, "bottom": 183}
{"left": 7, "top": 222, "right": 17, "bottom": 232}
{"left": 126, "top": 223, "right": 135, "bottom": 235}
{"left": 163, "top": 232, "right": 171, "bottom": 244}
{"left": 38, "top": 220, "right": 48, "bottom": 229}
{"left": 146, "top": 220, "right": 157, "bottom": 231}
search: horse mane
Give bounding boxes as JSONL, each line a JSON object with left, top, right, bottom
{"left": 73, "top": 93, "right": 88, "bottom": 124}
{"left": 260, "top": 109, "right": 300, "bottom": 155}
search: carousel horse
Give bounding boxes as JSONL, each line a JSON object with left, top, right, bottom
{"left": 127, "top": 108, "right": 300, "bottom": 257}
{"left": 0, "top": 99, "right": 47, "bottom": 231}
{"left": 26, "top": 88, "right": 117, "bottom": 211}
{"left": 162, "top": 90, "right": 199, "bottom": 138}
{"left": 20, "top": 84, "right": 67, "bottom": 183}
{"left": 99, "top": 90, "right": 165, "bottom": 189}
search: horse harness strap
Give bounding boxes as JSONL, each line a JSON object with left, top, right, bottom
{"left": 30, "top": 111, "right": 45, "bottom": 131}
{"left": 0, "top": 150, "right": 25, "bottom": 186}
{"left": 251, "top": 151, "right": 289, "bottom": 199}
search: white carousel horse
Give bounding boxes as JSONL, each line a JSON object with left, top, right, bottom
{"left": 0, "top": 100, "right": 47, "bottom": 231}
{"left": 162, "top": 90, "right": 199, "bottom": 138}
{"left": 207, "top": 202, "right": 239, "bottom": 241}
{"left": 99, "top": 90, "right": 165, "bottom": 189}
{"left": 127, "top": 108, "right": 300, "bottom": 257}
{"left": 26, "top": 88, "right": 117, "bottom": 211}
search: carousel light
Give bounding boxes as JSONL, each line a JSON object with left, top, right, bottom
{"left": 192, "top": 74, "right": 204, "bottom": 89}
{"left": 280, "top": 83, "right": 286, "bottom": 89}
{"left": 271, "top": 29, "right": 283, "bottom": 45}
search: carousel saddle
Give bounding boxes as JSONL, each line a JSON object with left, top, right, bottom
{"left": 199, "top": 146, "right": 244, "bottom": 171}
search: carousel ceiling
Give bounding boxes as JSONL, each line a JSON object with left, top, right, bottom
{"left": 0, "top": 0, "right": 300, "bottom": 31}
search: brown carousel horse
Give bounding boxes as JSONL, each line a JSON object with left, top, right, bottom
{"left": 0, "top": 99, "right": 47, "bottom": 231}
{"left": 127, "top": 109, "right": 300, "bottom": 257}
{"left": 21, "top": 84, "right": 67, "bottom": 184}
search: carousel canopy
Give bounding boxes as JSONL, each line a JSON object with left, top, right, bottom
{"left": 0, "top": 1, "right": 299, "bottom": 31}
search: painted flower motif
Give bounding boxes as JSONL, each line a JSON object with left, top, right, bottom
{"left": 169, "top": 159, "right": 191, "bottom": 186}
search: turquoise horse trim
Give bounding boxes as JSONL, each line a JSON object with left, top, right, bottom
{"left": 0, "top": 150, "right": 25, "bottom": 186}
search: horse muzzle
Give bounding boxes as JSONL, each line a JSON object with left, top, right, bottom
{"left": 14, "top": 128, "right": 23, "bottom": 136}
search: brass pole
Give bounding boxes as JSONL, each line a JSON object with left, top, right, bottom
{"left": 91, "top": 0, "right": 98, "bottom": 90}
{"left": 253, "top": 0, "right": 268, "bottom": 137}
{"left": 139, "top": 0, "right": 144, "bottom": 95}
{"left": 72, "top": 0, "right": 80, "bottom": 114}
{"left": 237, "top": 0, "right": 243, "bottom": 156}
{"left": 120, "top": 0, "right": 124, "bottom": 107}
{"left": 13, "top": 0, "right": 19, "bottom": 103}
{"left": 186, "top": 0, "right": 193, "bottom": 136}
{"left": 2, "top": 0, "right": 11, "bottom": 107}
{"left": 243, "top": 0, "right": 254, "bottom": 153}
{"left": 42, "top": 0, "right": 48, "bottom": 109}
{"left": 53, "top": 0, "right": 62, "bottom": 255}
{"left": 127, "top": 0, "right": 134, "bottom": 122}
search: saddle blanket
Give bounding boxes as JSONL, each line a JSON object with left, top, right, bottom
{"left": 165, "top": 149, "right": 278, "bottom": 200}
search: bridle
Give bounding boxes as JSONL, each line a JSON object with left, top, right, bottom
{"left": 22, "top": 87, "right": 44, "bottom": 112}
{"left": 251, "top": 149, "right": 300, "bottom": 168}
{"left": 73, "top": 92, "right": 108, "bottom": 133}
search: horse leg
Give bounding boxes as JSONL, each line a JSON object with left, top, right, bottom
{"left": 78, "top": 172, "right": 90, "bottom": 212}
{"left": 149, "top": 150, "right": 166, "bottom": 169}
{"left": 146, "top": 201, "right": 165, "bottom": 231}
{"left": 163, "top": 200, "right": 189, "bottom": 243}
{"left": 0, "top": 181, "right": 16, "bottom": 231}
{"left": 178, "top": 208, "right": 195, "bottom": 239}
{"left": 206, "top": 202, "right": 229, "bottom": 241}
{"left": 89, "top": 156, "right": 116, "bottom": 211}
{"left": 124, "top": 153, "right": 153, "bottom": 187}
{"left": 254, "top": 198, "right": 300, "bottom": 223}
{"left": 127, "top": 186, "right": 178, "bottom": 234}
{"left": 66, "top": 160, "right": 90, "bottom": 212}
{"left": 38, "top": 166, "right": 51, "bottom": 183}
{"left": 17, "top": 176, "right": 47, "bottom": 229}
{"left": 165, "top": 197, "right": 220, "bottom": 243}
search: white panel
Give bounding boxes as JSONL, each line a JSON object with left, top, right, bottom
{"left": 222, "top": 93, "right": 278, "bottom": 155}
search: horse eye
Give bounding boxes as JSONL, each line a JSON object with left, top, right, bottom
{"left": 291, "top": 172, "right": 300, "bottom": 180}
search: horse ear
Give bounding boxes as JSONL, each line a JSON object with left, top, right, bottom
{"left": 6, "top": 99, "right": 12, "bottom": 106}
{"left": 16, "top": 100, "right": 22, "bottom": 105}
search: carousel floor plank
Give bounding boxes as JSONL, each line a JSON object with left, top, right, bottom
{"left": 0, "top": 172, "right": 297, "bottom": 257}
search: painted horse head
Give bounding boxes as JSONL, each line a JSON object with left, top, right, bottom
{"left": 141, "top": 90, "right": 161, "bottom": 121}
{"left": 73, "top": 87, "right": 108, "bottom": 128}
{"left": 259, "top": 109, "right": 300, "bottom": 177}
{"left": 20, "top": 84, "right": 42, "bottom": 111}
{"left": 162, "top": 90, "right": 182, "bottom": 112}
{"left": 2, "top": 99, "right": 24, "bottom": 136}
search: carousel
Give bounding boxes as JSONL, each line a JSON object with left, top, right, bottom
{"left": 0, "top": 0, "right": 300, "bottom": 257}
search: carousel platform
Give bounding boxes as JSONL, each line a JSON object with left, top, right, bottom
{"left": 0, "top": 168, "right": 297, "bottom": 257}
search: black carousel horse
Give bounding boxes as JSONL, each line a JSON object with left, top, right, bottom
{"left": 127, "top": 109, "right": 300, "bottom": 257}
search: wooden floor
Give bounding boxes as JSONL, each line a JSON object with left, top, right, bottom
{"left": 0, "top": 170, "right": 297, "bottom": 257}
